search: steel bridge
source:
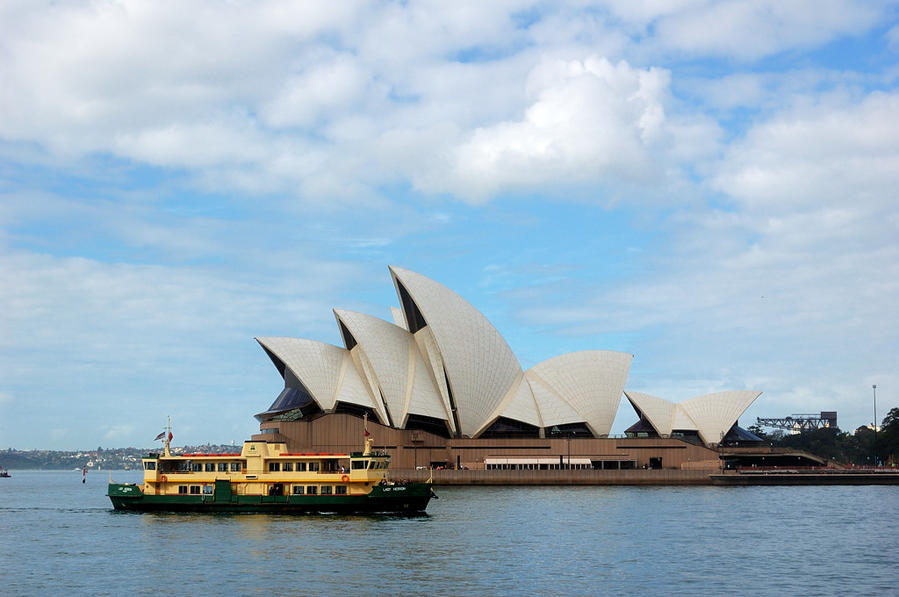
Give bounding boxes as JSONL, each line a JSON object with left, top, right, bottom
{"left": 757, "top": 411, "right": 837, "bottom": 432}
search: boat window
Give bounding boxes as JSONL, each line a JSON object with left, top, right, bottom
{"left": 190, "top": 486, "right": 201, "bottom": 494}
{"left": 306, "top": 486, "right": 318, "bottom": 495}
{"left": 204, "top": 463, "right": 215, "bottom": 472}
{"left": 351, "top": 460, "right": 369, "bottom": 470}
{"left": 217, "top": 462, "right": 227, "bottom": 472}
{"left": 308, "top": 462, "right": 319, "bottom": 472}
{"left": 292, "top": 485, "right": 304, "bottom": 495}
{"left": 178, "top": 485, "right": 188, "bottom": 494}
{"left": 230, "top": 462, "right": 242, "bottom": 472}
{"left": 144, "top": 461, "right": 156, "bottom": 470}
{"left": 268, "top": 462, "right": 280, "bottom": 472}
{"left": 282, "top": 462, "right": 294, "bottom": 472}
{"left": 335, "top": 485, "right": 347, "bottom": 495}
{"left": 295, "top": 462, "right": 306, "bottom": 472}
{"left": 203, "top": 485, "right": 213, "bottom": 495}
{"left": 191, "top": 463, "right": 202, "bottom": 472}
{"left": 321, "top": 486, "right": 332, "bottom": 495}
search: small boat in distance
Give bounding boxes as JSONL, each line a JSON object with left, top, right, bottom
{"left": 0, "top": 466, "right": 10, "bottom": 478}
{"left": 107, "top": 420, "right": 436, "bottom": 513}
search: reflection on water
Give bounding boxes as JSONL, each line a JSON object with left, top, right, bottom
{"left": 1, "top": 471, "right": 897, "bottom": 595}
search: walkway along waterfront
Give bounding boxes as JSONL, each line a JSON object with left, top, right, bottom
{"left": 397, "top": 468, "right": 899, "bottom": 486}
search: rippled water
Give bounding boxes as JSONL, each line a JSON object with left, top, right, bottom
{"left": 1, "top": 470, "right": 896, "bottom": 595}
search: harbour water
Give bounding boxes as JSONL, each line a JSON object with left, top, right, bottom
{"left": 1, "top": 470, "right": 896, "bottom": 595}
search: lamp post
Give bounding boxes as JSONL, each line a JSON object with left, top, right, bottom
{"left": 872, "top": 384, "right": 878, "bottom": 468}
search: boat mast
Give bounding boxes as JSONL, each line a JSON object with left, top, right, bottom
{"left": 164, "top": 416, "right": 172, "bottom": 457}
{"left": 363, "top": 413, "right": 373, "bottom": 456}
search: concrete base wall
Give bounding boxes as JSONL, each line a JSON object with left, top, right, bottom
{"left": 255, "top": 413, "right": 724, "bottom": 472}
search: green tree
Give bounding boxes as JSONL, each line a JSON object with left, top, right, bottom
{"left": 879, "top": 407, "right": 899, "bottom": 466}
{"left": 747, "top": 424, "right": 769, "bottom": 441}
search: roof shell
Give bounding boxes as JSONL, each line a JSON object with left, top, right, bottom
{"left": 255, "top": 336, "right": 384, "bottom": 422}
{"left": 624, "top": 389, "right": 761, "bottom": 445}
{"left": 390, "top": 266, "right": 523, "bottom": 437}
{"left": 624, "top": 390, "right": 680, "bottom": 436}
{"left": 526, "top": 351, "right": 632, "bottom": 436}
{"left": 679, "top": 390, "right": 761, "bottom": 444}
{"left": 334, "top": 309, "right": 448, "bottom": 426}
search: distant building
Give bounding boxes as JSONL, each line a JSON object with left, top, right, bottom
{"left": 253, "top": 266, "right": 762, "bottom": 470}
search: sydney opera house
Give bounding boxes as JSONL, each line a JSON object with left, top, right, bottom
{"left": 251, "top": 266, "right": 768, "bottom": 473}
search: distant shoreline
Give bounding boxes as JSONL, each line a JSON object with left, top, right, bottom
{"left": 0, "top": 445, "right": 236, "bottom": 470}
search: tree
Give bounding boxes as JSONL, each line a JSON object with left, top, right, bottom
{"left": 747, "top": 424, "right": 769, "bottom": 441}
{"left": 879, "top": 407, "right": 899, "bottom": 466}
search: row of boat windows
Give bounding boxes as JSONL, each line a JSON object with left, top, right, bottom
{"left": 146, "top": 459, "right": 388, "bottom": 473}
{"left": 178, "top": 485, "right": 214, "bottom": 495}
{"left": 144, "top": 461, "right": 244, "bottom": 472}
{"left": 268, "top": 462, "right": 319, "bottom": 472}
{"left": 266, "top": 460, "right": 388, "bottom": 472}
{"left": 176, "top": 484, "right": 350, "bottom": 495}
{"left": 291, "top": 485, "right": 347, "bottom": 495}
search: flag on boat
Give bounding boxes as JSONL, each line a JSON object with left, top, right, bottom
{"left": 154, "top": 432, "right": 165, "bottom": 441}
{"left": 168, "top": 431, "right": 173, "bottom": 442}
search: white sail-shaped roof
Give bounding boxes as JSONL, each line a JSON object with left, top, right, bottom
{"left": 255, "top": 337, "right": 378, "bottom": 416}
{"left": 389, "top": 306, "right": 407, "bottom": 330}
{"left": 625, "top": 389, "right": 760, "bottom": 445}
{"left": 479, "top": 373, "right": 542, "bottom": 434}
{"left": 334, "top": 310, "right": 409, "bottom": 425}
{"left": 525, "top": 372, "right": 584, "bottom": 427}
{"left": 334, "top": 309, "right": 448, "bottom": 427}
{"left": 413, "top": 327, "right": 457, "bottom": 434}
{"left": 671, "top": 407, "right": 698, "bottom": 432}
{"left": 679, "top": 390, "right": 761, "bottom": 445}
{"left": 624, "top": 390, "right": 679, "bottom": 437}
{"left": 526, "top": 351, "right": 632, "bottom": 436}
{"left": 390, "top": 265, "right": 523, "bottom": 437}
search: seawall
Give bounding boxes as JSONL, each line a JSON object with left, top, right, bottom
{"left": 397, "top": 468, "right": 714, "bottom": 486}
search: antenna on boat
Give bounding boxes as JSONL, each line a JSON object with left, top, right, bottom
{"left": 163, "top": 416, "right": 172, "bottom": 457}
{"left": 363, "top": 413, "right": 372, "bottom": 456}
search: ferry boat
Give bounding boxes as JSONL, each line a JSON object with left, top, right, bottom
{"left": 107, "top": 424, "right": 435, "bottom": 514}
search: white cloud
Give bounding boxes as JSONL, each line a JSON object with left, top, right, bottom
{"left": 414, "top": 56, "right": 716, "bottom": 201}
{"left": 713, "top": 92, "right": 899, "bottom": 213}
{"left": 3, "top": 2, "right": 886, "bottom": 205}
{"left": 260, "top": 54, "right": 376, "bottom": 129}
{"left": 653, "top": 0, "right": 887, "bottom": 60}
{"left": 888, "top": 23, "right": 899, "bottom": 50}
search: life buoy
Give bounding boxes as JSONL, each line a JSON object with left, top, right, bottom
{"left": 161, "top": 474, "right": 168, "bottom": 482}
{"left": 341, "top": 475, "right": 350, "bottom": 482}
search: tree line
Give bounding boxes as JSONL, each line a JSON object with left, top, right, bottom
{"left": 748, "top": 406, "right": 899, "bottom": 466}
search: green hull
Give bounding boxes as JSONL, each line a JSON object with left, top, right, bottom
{"left": 108, "top": 483, "right": 435, "bottom": 514}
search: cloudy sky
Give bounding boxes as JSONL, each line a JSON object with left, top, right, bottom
{"left": 2, "top": 1, "right": 897, "bottom": 450}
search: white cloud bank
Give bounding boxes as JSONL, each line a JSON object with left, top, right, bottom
{"left": 1, "top": 1, "right": 889, "bottom": 202}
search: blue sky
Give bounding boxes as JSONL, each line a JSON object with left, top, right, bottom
{"left": 1, "top": 1, "right": 897, "bottom": 449}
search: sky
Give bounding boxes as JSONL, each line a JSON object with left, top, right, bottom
{"left": 1, "top": 0, "right": 897, "bottom": 450}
